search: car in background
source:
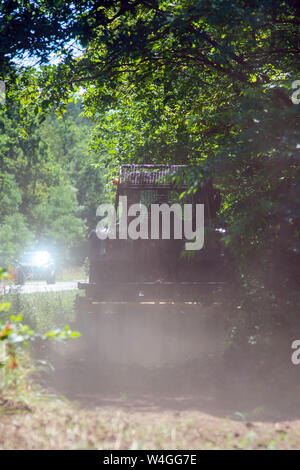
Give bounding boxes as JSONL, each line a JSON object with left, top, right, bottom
{"left": 15, "top": 250, "right": 56, "bottom": 285}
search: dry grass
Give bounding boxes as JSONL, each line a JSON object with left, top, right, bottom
{"left": 1, "top": 385, "right": 300, "bottom": 450}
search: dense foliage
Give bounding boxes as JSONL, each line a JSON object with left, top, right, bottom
{"left": 0, "top": 100, "right": 104, "bottom": 266}
{"left": 30, "top": 0, "right": 299, "bottom": 295}
{"left": 0, "top": 1, "right": 299, "bottom": 308}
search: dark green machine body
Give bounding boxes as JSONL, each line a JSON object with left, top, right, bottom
{"left": 75, "top": 165, "right": 231, "bottom": 365}
{"left": 77, "top": 165, "right": 230, "bottom": 303}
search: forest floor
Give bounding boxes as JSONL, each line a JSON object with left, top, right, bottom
{"left": 1, "top": 394, "right": 299, "bottom": 450}
{"left": 1, "top": 291, "right": 300, "bottom": 450}
{"left": 1, "top": 346, "right": 300, "bottom": 450}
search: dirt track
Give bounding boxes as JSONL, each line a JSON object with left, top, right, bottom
{"left": 18, "top": 334, "right": 300, "bottom": 449}
{"left": 38, "top": 327, "right": 300, "bottom": 424}
{"left": 2, "top": 286, "right": 300, "bottom": 449}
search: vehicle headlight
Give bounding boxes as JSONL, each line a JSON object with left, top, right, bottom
{"left": 33, "top": 251, "right": 51, "bottom": 267}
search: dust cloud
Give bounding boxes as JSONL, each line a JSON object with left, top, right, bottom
{"left": 34, "top": 301, "right": 300, "bottom": 423}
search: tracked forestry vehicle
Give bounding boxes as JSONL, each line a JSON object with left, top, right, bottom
{"left": 75, "top": 165, "right": 231, "bottom": 366}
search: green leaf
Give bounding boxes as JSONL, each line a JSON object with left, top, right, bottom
{"left": 70, "top": 332, "right": 81, "bottom": 338}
